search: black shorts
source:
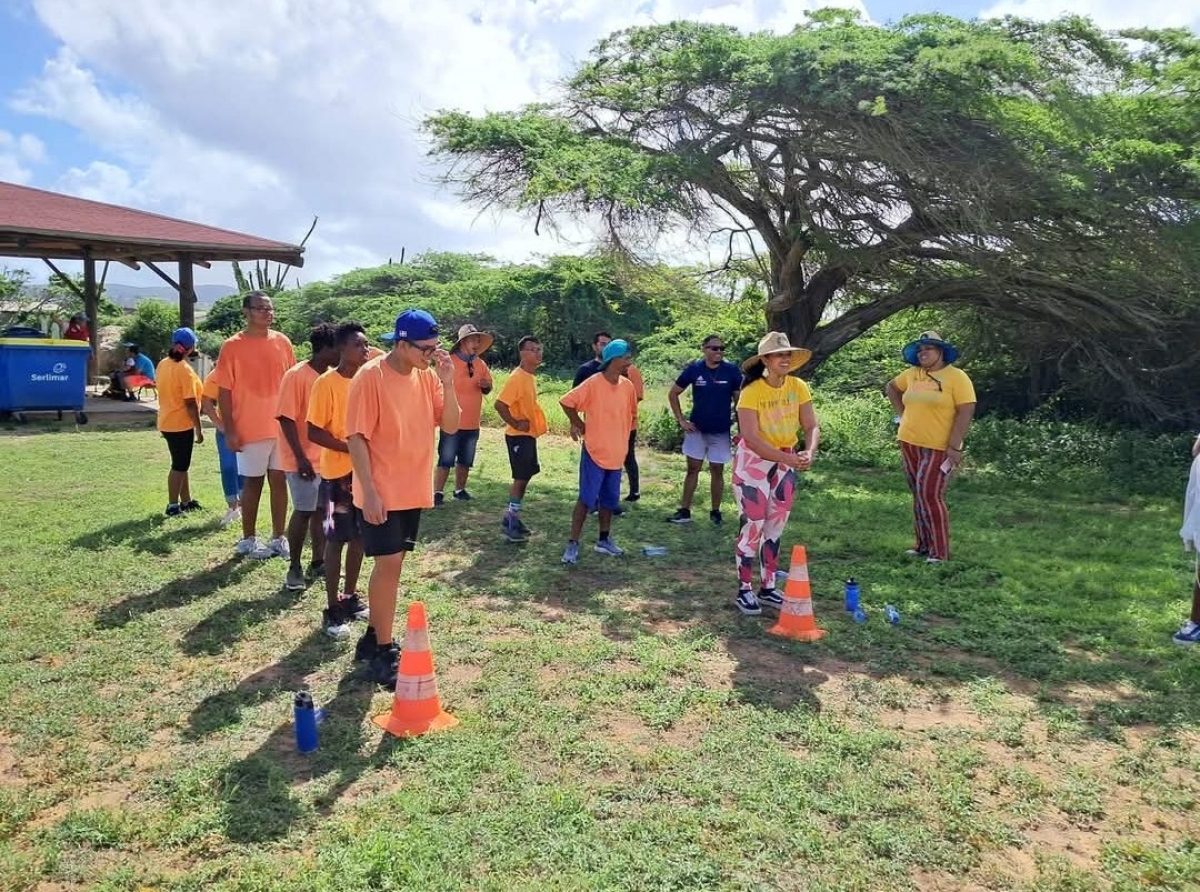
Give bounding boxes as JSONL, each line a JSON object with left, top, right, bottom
{"left": 505, "top": 435, "right": 540, "bottom": 482}
{"left": 319, "top": 474, "right": 360, "bottom": 543}
{"left": 357, "top": 508, "right": 422, "bottom": 557}
{"left": 162, "top": 429, "right": 195, "bottom": 472}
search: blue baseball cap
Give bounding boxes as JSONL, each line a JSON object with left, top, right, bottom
{"left": 600, "top": 338, "right": 631, "bottom": 369}
{"left": 172, "top": 327, "right": 198, "bottom": 350}
{"left": 382, "top": 308, "right": 440, "bottom": 343}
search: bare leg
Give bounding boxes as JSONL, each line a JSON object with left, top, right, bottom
{"left": 267, "top": 469, "right": 288, "bottom": 539}
{"left": 368, "top": 552, "right": 407, "bottom": 645}
{"left": 709, "top": 463, "right": 725, "bottom": 512}
{"left": 569, "top": 501, "right": 588, "bottom": 541}
{"left": 455, "top": 464, "right": 469, "bottom": 491}
{"left": 434, "top": 466, "right": 451, "bottom": 496}
{"left": 240, "top": 475, "right": 265, "bottom": 539}
{"left": 680, "top": 457, "right": 702, "bottom": 510}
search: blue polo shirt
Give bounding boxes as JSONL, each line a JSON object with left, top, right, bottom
{"left": 132, "top": 352, "right": 156, "bottom": 381}
{"left": 675, "top": 359, "right": 742, "bottom": 433}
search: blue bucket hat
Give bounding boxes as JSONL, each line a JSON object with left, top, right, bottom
{"left": 600, "top": 338, "right": 631, "bottom": 369}
{"left": 382, "top": 308, "right": 440, "bottom": 343}
{"left": 902, "top": 330, "right": 959, "bottom": 366}
{"left": 171, "top": 327, "right": 198, "bottom": 350}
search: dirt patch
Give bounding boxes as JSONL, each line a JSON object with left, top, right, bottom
{"left": 879, "top": 702, "right": 988, "bottom": 734}
{"left": 1023, "top": 822, "right": 1103, "bottom": 868}
{"left": 910, "top": 870, "right": 992, "bottom": 892}
{"left": 442, "top": 663, "right": 484, "bottom": 688}
{"left": 0, "top": 731, "right": 23, "bottom": 786}
{"left": 29, "top": 785, "right": 134, "bottom": 830}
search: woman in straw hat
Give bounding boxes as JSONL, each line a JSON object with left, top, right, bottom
{"left": 732, "top": 332, "right": 821, "bottom": 617}
{"left": 885, "top": 331, "right": 976, "bottom": 564}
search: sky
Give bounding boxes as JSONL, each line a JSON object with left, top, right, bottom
{"left": 0, "top": 0, "right": 1196, "bottom": 291}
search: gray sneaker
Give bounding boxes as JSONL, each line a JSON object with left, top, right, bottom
{"left": 594, "top": 538, "right": 624, "bottom": 557}
{"left": 285, "top": 567, "right": 307, "bottom": 591}
{"left": 562, "top": 541, "right": 580, "bottom": 564}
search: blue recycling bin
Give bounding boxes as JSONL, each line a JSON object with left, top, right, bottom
{"left": 0, "top": 337, "right": 91, "bottom": 423}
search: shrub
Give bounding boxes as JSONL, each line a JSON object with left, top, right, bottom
{"left": 120, "top": 299, "right": 178, "bottom": 362}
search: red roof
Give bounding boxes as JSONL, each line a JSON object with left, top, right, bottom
{"left": 0, "top": 180, "right": 304, "bottom": 266}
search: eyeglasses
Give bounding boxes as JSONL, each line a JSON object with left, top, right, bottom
{"left": 404, "top": 341, "right": 438, "bottom": 357}
{"left": 705, "top": 345, "right": 725, "bottom": 352}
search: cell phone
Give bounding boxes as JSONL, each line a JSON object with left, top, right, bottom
{"left": 940, "top": 458, "right": 954, "bottom": 475}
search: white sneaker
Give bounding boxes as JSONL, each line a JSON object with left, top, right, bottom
{"left": 235, "top": 537, "right": 260, "bottom": 556}
{"left": 220, "top": 506, "right": 241, "bottom": 528}
{"left": 267, "top": 536, "right": 290, "bottom": 559}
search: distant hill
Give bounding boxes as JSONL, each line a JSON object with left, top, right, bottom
{"left": 102, "top": 283, "right": 236, "bottom": 309}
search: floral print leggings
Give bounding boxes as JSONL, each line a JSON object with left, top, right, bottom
{"left": 732, "top": 444, "right": 797, "bottom": 591}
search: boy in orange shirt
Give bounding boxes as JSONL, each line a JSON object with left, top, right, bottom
{"left": 347, "top": 310, "right": 460, "bottom": 686}
{"left": 559, "top": 339, "right": 638, "bottom": 564}
{"left": 434, "top": 324, "right": 493, "bottom": 506}
{"left": 307, "top": 322, "right": 371, "bottom": 639}
{"left": 156, "top": 328, "right": 204, "bottom": 516}
{"left": 494, "top": 335, "right": 548, "bottom": 541}
{"left": 212, "top": 291, "right": 297, "bottom": 559}
{"left": 277, "top": 323, "right": 340, "bottom": 592}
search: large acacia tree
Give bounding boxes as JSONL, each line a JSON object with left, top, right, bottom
{"left": 426, "top": 11, "right": 1200, "bottom": 368}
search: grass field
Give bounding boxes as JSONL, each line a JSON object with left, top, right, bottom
{"left": 1, "top": 414, "right": 1198, "bottom": 892}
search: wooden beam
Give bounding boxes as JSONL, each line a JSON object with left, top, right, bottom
{"left": 143, "top": 260, "right": 181, "bottom": 292}
{"left": 41, "top": 258, "right": 85, "bottom": 300}
{"left": 83, "top": 253, "right": 98, "bottom": 380}
{"left": 178, "top": 253, "right": 196, "bottom": 329}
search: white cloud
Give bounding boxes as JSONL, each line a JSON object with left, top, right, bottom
{"left": 980, "top": 0, "right": 1199, "bottom": 30}
{"left": 9, "top": 0, "right": 867, "bottom": 288}
{"left": 0, "top": 129, "right": 48, "bottom": 184}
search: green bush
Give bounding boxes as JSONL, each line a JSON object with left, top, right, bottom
{"left": 120, "top": 299, "right": 178, "bottom": 362}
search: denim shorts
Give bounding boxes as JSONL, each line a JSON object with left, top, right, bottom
{"left": 437, "top": 428, "right": 481, "bottom": 469}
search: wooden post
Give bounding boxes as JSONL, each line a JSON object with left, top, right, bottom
{"left": 178, "top": 253, "right": 196, "bottom": 328}
{"left": 83, "top": 252, "right": 98, "bottom": 380}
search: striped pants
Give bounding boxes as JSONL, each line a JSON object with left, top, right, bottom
{"left": 901, "top": 441, "right": 951, "bottom": 560}
{"left": 732, "top": 445, "right": 797, "bottom": 590}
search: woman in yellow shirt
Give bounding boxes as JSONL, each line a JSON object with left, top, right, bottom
{"left": 156, "top": 328, "right": 204, "bottom": 517}
{"left": 885, "top": 331, "right": 976, "bottom": 564}
{"left": 732, "top": 332, "right": 821, "bottom": 617}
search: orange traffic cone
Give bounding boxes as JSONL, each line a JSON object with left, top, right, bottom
{"left": 768, "top": 545, "right": 827, "bottom": 642}
{"left": 373, "top": 601, "right": 459, "bottom": 738}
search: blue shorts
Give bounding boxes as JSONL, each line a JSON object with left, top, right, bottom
{"left": 579, "top": 447, "right": 622, "bottom": 511}
{"left": 437, "top": 428, "right": 480, "bottom": 469}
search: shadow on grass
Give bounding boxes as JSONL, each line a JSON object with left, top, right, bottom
{"left": 180, "top": 582, "right": 304, "bottom": 656}
{"left": 198, "top": 630, "right": 401, "bottom": 843}
{"left": 95, "top": 556, "right": 256, "bottom": 629}
{"left": 71, "top": 514, "right": 221, "bottom": 556}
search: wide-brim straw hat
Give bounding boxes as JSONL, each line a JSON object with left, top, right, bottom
{"left": 452, "top": 324, "right": 494, "bottom": 355}
{"left": 741, "top": 331, "right": 813, "bottom": 373}
{"left": 902, "top": 330, "right": 959, "bottom": 366}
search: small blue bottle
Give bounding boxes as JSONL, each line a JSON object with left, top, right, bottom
{"left": 642, "top": 546, "right": 668, "bottom": 556}
{"left": 844, "top": 577, "right": 860, "bottom": 613}
{"left": 852, "top": 607, "right": 868, "bottom": 624}
{"left": 885, "top": 604, "right": 901, "bottom": 625}
{"left": 294, "top": 691, "right": 318, "bottom": 753}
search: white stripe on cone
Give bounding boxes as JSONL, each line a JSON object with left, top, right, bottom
{"left": 394, "top": 673, "right": 439, "bottom": 701}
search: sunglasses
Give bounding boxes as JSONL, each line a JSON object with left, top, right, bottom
{"left": 404, "top": 341, "right": 439, "bottom": 357}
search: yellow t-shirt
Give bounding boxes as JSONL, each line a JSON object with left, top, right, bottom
{"left": 892, "top": 365, "right": 976, "bottom": 450}
{"left": 155, "top": 357, "right": 202, "bottom": 433}
{"left": 495, "top": 367, "right": 548, "bottom": 438}
{"left": 307, "top": 368, "right": 354, "bottom": 480}
{"left": 737, "top": 377, "right": 812, "bottom": 450}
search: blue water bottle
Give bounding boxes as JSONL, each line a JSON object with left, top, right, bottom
{"left": 844, "top": 577, "right": 860, "bottom": 613}
{"left": 294, "top": 691, "right": 318, "bottom": 753}
{"left": 885, "top": 604, "right": 901, "bottom": 625}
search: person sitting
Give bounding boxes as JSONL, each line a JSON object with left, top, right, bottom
{"left": 62, "top": 313, "right": 90, "bottom": 343}
{"left": 108, "top": 343, "right": 157, "bottom": 400}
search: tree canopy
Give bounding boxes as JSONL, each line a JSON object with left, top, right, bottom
{"left": 425, "top": 11, "right": 1200, "bottom": 383}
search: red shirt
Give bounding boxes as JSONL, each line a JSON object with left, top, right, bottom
{"left": 64, "top": 322, "right": 89, "bottom": 342}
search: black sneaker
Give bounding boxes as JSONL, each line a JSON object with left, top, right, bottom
{"left": 369, "top": 642, "right": 400, "bottom": 687}
{"left": 180, "top": 499, "right": 203, "bottom": 512}
{"left": 624, "top": 492, "right": 640, "bottom": 502}
{"left": 710, "top": 510, "right": 723, "bottom": 525}
{"left": 340, "top": 593, "right": 369, "bottom": 620}
{"left": 666, "top": 508, "right": 692, "bottom": 524}
{"left": 322, "top": 606, "right": 352, "bottom": 639}
{"left": 306, "top": 560, "right": 326, "bottom": 579}
{"left": 453, "top": 489, "right": 472, "bottom": 501}
{"left": 164, "top": 504, "right": 183, "bottom": 517}
{"left": 354, "top": 626, "right": 378, "bottom": 662}
{"left": 758, "top": 587, "right": 784, "bottom": 609}
{"left": 434, "top": 492, "right": 445, "bottom": 507}
{"left": 735, "top": 590, "right": 762, "bottom": 616}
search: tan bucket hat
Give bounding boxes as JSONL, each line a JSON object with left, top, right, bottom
{"left": 452, "top": 324, "right": 494, "bottom": 355}
{"left": 741, "top": 331, "right": 813, "bottom": 373}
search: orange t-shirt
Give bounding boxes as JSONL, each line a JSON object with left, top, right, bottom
{"left": 210, "top": 330, "right": 296, "bottom": 444}
{"left": 560, "top": 372, "right": 638, "bottom": 470}
{"left": 495, "top": 367, "right": 548, "bottom": 437}
{"left": 346, "top": 357, "right": 445, "bottom": 511}
{"left": 155, "top": 357, "right": 202, "bottom": 433}
{"left": 275, "top": 362, "right": 322, "bottom": 472}
{"left": 450, "top": 353, "right": 491, "bottom": 430}
{"left": 307, "top": 368, "right": 354, "bottom": 480}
